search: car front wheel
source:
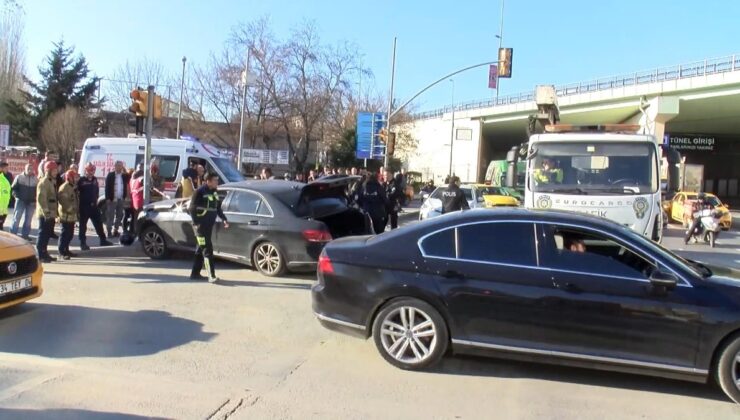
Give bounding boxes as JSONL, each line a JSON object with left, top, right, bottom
{"left": 252, "top": 241, "right": 285, "bottom": 277}
{"left": 372, "top": 298, "right": 448, "bottom": 370}
{"left": 715, "top": 333, "right": 740, "bottom": 403}
{"left": 140, "top": 225, "right": 169, "bottom": 259}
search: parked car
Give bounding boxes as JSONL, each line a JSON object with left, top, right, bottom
{"left": 0, "top": 232, "right": 43, "bottom": 311}
{"left": 665, "top": 192, "right": 732, "bottom": 230}
{"left": 312, "top": 208, "right": 740, "bottom": 403}
{"left": 136, "top": 177, "right": 371, "bottom": 276}
{"left": 419, "top": 184, "right": 518, "bottom": 221}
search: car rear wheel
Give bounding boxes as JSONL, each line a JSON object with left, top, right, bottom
{"left": 372, "top": 298, "right": 448, "bottom": 370}
{"left": 252, "top": 241, "right": 285, "bottom": 277}
{"left": 140, "top": 225, "right": 169, "bottom": 259}
{"left": 715, "top": 333, "right": 740, "bottom": 403}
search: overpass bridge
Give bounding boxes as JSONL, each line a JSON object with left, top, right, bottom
{"left": 405, "top": 53, "right": 740, "bottom": 203}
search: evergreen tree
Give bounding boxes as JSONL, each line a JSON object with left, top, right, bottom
{"left": 5, "top": 40, "right": 101, "bottom": 147}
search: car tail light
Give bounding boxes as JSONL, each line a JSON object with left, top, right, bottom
{"left": 318, "top": 253, "right": 334, "bottom": 274}
{"left": 303, "top": 229, "right": 332, "bottom": 242}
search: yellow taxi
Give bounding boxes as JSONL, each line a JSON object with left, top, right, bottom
{"left": 0, "top": 232, "right": 44, "bottom": 311}
{"left": 472, "top": 185, "right": 520, "bottom": 207}
{"left": 666, "top": 192, "right": 732, "bottom": 230}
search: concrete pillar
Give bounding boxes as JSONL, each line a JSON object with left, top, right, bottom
{"left": 637, "top": 96, "right": 680, "bottom": 141}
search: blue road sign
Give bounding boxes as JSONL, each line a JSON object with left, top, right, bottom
{"left": 356, "top": 112, "right": 387, "bottom": 160}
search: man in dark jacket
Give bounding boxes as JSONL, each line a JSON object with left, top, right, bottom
{"left": 78, "top": 163, "right": 112, "bottom": 250}
{"left": 104, "top": 161, "right": 130, "bottom": 237}
{"left": 189, "top": 173, "right": 229, "bottom": 283}
{"left": 358, "top": 173, "right": 389, "bottom": 234}
{"left": 441, "top": 176, "right": 470, "bottom": 214}
{"left": 383, "top": 170, "right": 404, "bottom": 230}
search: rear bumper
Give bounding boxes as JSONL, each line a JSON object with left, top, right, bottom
{"left": 311, "top": 281, "right": 370, "bottom": 339}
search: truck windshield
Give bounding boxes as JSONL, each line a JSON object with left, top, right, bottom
{"left": 530, "top": 142, "right": 657, "bottom": 195}
{"left": 211, "top": 158, "right": 244, "bottom": 183}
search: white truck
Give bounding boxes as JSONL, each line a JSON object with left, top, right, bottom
{"left": 522, "top": 87, "right": 663, "bottom": 241}
{"left": 525, "top": 127, "right": 663, "bottom": 241}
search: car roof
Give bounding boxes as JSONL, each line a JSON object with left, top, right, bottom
{"left": 222, "top": 180, "right": 304, "bottom": 195}
{"left": 420, "top": 207, "right": 631, "bottom": 231}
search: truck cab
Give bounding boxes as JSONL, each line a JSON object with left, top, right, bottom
{"left": 525, "top": 125, "right": 663, "bottom": 242}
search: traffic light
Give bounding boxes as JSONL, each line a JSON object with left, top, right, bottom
{"left": 129, "top": 89, "right": 164, "bottom": 119}
{"left": 129, "top": 89, "right": 147, "bottom": 116}
{"left": 387, "top": 132, "right": 396, "bottom": 157}
{"left": 498, "top": 47, "right": 513, "bottom": 78}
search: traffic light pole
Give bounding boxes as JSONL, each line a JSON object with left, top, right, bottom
{"left": 389, "top": 60, "right": 500, "bottom": 120}
{"left": 143, "top": 85, "right": 155, "bottom": 205}
{"left": 383, "top": 37, "right": 397, "bottom": 169}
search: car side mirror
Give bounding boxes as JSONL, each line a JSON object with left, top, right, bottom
{"left": 649, "top": 270, "right": 678, "bottom": 289}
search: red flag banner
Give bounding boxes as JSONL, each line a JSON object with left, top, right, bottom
{"left": 488, "top": 65, "right": 498, "bottom": 89}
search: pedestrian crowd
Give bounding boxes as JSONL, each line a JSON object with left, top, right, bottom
{"left": 0, "top": 154, "right": 167, "bottom": 264}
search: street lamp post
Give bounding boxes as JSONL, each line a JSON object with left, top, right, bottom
{"left": 176, "top": 57, "right": 186, "bottom": 139}
{"left": 237, "top": 49, "right": 252, "bottom": 171}
{"left": 448, "top": 79, "right": 455, "bottom": 178}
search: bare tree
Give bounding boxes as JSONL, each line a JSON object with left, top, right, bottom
{"left": 0, "top": 0, "right": 25, "bottom": 122}
{"left": 107, "top": 58, "right": 172, "bottom": 111}
{"left": 40, "top": 106, "right": 90, "bottom": 164}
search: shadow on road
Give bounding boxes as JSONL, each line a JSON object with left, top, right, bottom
{"left": 430, "top": 354, "right": 730, "bottom": 403}
{"left": 0, "top": 303, "right": 215, "bottom": 358}
{"left": 0, "top": 408, "right": 164, "bottom": 420}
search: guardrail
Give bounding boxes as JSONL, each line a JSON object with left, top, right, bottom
{"left": 413, "top": 54, "right": 740, "bottom": 120}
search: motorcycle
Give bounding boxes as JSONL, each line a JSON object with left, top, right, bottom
{"left": 686, "top": 208, "right": 725, "bottom": 248}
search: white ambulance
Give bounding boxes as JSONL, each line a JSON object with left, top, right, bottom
{"left": 78, "top": 136, "right": 244, "bottom": 196}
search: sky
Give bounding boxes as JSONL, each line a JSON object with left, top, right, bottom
{"left": 18, "top": 0, "right": 740, "bottom": 113}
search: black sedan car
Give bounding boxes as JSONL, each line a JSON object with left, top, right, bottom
{"left": 312, "top": 208, "right": 740, "bottom": 403}
{"left": 137, "top": 177, "right": 370, "bottom": 276}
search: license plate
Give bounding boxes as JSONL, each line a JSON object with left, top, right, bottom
{"left": 0, "top": 277, "right": 32, "bottom": 297}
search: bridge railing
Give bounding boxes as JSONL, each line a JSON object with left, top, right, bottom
{"left": 413, "top": 54, "right": 740, "bottom": 120}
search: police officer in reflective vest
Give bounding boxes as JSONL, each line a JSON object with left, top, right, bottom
{"left": 188, "top": 173, "right": 228, "bottom": 282}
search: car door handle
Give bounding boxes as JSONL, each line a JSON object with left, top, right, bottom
{"left": 248, "top": 220, "right": 259, "bottom": 225}
{"left": 443, "top": 270, "right": 465, "bottom": 280}
{"left": 553, "top": 280, "right": 582, "bottom": 293}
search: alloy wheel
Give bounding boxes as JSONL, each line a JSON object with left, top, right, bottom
{"left": 732, "top": 351, "right": 740, "bottom": 392}
{"left": 380, "top": 306, "right": 437, "bottom": 364}
{"left": 255, "top": 243, "right": 281, "bottom": 275}
{"left": 143, "top": 230, "right": 165, "bottom": 257}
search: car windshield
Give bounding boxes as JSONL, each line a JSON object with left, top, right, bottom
{"left": 430, "top": 187, "right": 473, "bottom": 201}
{"left": 478, "top": 186, "right": 505, "bottom": 196}
{"left": 530, "top": 142, "right": 658, "bottom": 195}
{"left": 211, "top": 157, "right": 244, "bottom": 183}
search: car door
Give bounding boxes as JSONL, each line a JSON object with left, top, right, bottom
{"left": 537, "top": 223, "right": 702, "bottom": 367}
{"left": 421, "top": 221, "right": 555, "bottom": 347}
{"left": 214, "top": 189, "right": 274, "bottom": 261}
{"left": 672, "top": 193, "right": 685, "bottom": 222}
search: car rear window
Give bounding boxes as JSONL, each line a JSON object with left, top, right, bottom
{"left": 273, "top": 189, "right": 348, "bottom": 218}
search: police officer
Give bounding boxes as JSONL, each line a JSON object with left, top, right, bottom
{"left": 357, "top": 173, "right": 389, "bottom": 234}
{"left": 77, "top": 163, "right": 113, "bottom": 250}
{"left": 441, "top": 176, "right": 470, "bottom": 214}
{"left": 189, "top": 173, "right": 229, "bottom": 282}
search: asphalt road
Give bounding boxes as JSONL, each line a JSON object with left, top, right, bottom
{"left": 1, "top": 230, "right": 740, "bottom": 419}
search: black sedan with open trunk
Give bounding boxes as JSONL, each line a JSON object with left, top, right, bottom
{"left": 312, "top": 208, "right": 740, "bottom": 403}
{"left": 137, "top": 177, "right": 370, "bottom": 276}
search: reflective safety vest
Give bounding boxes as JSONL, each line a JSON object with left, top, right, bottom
{"left": 196, "top": 191, "right": 219, "bottom": 217}
{"left": 533, "top": 168, "right": 563, "bottom": 185}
